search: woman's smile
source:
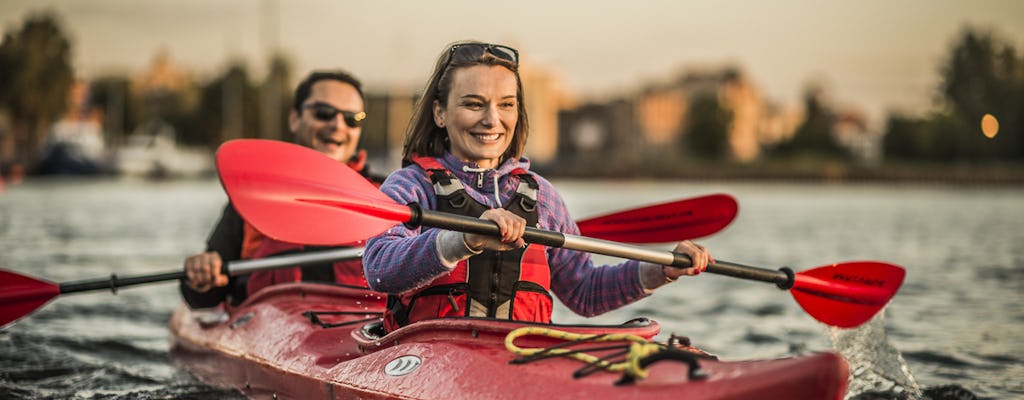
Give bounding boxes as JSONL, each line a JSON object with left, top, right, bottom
{"left": 471, "top": 132, "right": 503, "bottom": 142}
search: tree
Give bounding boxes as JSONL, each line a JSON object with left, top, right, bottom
{"left": 683, "top": 92, "right": 732, "bottom": 160}
{"left": 882, "top": 111, "right": 970, "bottom": 161}
{"left": 771, "top": 85, "right": 846, "bottom": 159}
{"left": 259, "top": 53, "right": 293, "bottom": 141}
{"left": 882, "top": 114, "right": 930, "bottom": 160}
{"left": 89, "top": 76, "right": 136, "bottom": 146}
{"left": 0, "top": 13, "right": 74, "bottom": 162}
{"left": 194, "top": 62, "right": 260, "bottom": 147}
{"left": 939, "top": 26, "right": 1023, "bottom": 160}
{"left": 883, "top": 26, "right": 1023, "bottom": 162}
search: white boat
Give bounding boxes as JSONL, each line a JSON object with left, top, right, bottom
{"left": 115, "top": 121, "right": 213, "bottom": 179}
{"left": 35, "top": 118, "right": 110, "bottom": 175}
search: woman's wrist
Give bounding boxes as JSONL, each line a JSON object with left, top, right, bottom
{"left": 462, "top": 232, "right": 486, "bottom": 253}
{"left": 436, "top": 230, "right": 483, "bottom": 268}
{"left": 662, "top": 266, "right": 678, "bottom": 283}
{"left": 639, "top": 262, "right": 673, "bottom": 291}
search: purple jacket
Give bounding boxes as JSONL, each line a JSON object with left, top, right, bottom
{"left": 363, "top": 153, "right": 651, "bottom": 318}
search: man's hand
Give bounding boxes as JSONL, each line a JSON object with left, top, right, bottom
{"left": 184, "top": 251, "right": 229, "bottom": 292}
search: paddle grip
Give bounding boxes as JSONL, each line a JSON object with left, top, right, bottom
{"left": 410, "top": 205, "right": 567, "bottom": 248}
{"left": 705, "top": 261, "right": 794, "bottom": 290}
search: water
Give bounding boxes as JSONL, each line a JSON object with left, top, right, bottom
{"left": 1, "top": 177, "right": 1021, "bottom": 399}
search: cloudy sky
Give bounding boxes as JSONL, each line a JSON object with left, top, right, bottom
{"left": 2, "top": 0, "right": 1022, "bottom": 125}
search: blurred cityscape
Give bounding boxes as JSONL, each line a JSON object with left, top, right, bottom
{"left": 1, "top": 11, "right": 1023, "bottom": 184}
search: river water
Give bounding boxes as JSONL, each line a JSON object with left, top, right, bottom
{"left": 0, "top": 177, "right": 1020, "bottom": 399}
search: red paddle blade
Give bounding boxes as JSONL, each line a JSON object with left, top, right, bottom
{"left": 0, "top": 269, "right": 61, "bottom": 328}
{"left": 577, "top": 194, "right": 737, "bottom": 243}
{"left": 790, "top": 261, "right": 906, "bottom": 328}
{"left": 216, "top": 139, "right": 410, "bottom": 245}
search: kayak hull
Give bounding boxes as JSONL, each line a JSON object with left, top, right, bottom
{"left": 169, "top": 283, "right": 848, "bottom": 399}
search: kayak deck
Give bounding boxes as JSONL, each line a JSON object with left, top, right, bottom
{"left": 169, "top": 282, "right": 848, "bottom": 399}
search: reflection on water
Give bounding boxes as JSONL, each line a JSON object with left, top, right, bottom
{"left": 1, "top": 177, "right": 1022, "bottom": 399}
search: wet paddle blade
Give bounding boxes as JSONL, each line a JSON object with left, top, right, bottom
{"left": 790, "top": 261, "right": 906, "bottom": 328}
{"left": 577, "top": 194, "right": 737, "bottom": 243}
{"left": 216, "top": 139, "right": 410, "bottom": 245}
{"left": 0, "top": 269, "right": 61, "bottom": 328}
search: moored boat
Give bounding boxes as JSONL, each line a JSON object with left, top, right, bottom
{"left": 169, "top": 282, "right": 849, "bottom": 399}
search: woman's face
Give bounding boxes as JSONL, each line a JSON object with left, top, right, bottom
{"left": 434, "top": 65, "right": 518, "bottom": 169}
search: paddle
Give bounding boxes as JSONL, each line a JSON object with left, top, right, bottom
{"left": 0, "top": 180, "right": 731, "bottom": 330}
{"left": 576, "top": 193, "right": 736, "bottom": 243}
{"left": 218, "top": 139, "right": 905, "bottom": 328}
{"left": 0, "top": 248, "right": 364, "bottom": 328}
{"left": 0, "top": 193, "right": 732, "bottom": 329}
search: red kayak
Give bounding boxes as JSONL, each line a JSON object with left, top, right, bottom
{"left": 169, "top": 282, "right": 849, "bottom": 399}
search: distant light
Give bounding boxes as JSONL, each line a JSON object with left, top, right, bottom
{"left": 981, "top": 114, "right": 999, "bottom": 139}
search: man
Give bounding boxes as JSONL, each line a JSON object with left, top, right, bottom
{"left": 181, "top": 70, "right": 377, "bottom": 308}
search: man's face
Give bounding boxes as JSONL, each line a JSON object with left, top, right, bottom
{"left": 289, "top": 80, "right": 364, "bottom": 162}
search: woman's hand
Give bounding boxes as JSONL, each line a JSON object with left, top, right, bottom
{"left": 663, "top": 241, "right": 713, "bottom": 281}
{"left": 184, "top": 251, "right": 229, "bottom": 292}
{"left": 463, "top": 208, "right": 527, "bottom": 251}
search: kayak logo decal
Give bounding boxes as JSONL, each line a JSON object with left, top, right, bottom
{"left": 229, "top": 312, "right": 254, "bottom": 330}
{"left": 384, "top": 355, "right": 422, "bottom": 376}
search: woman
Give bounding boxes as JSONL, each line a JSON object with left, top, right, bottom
{"left": 363, "top": 41, "right": 711, "bottom": 332}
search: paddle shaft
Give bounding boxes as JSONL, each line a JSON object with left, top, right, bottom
{"left": 46, "top": 191, "right": 733, "bottom": 296}
{"left": 57, "top": 248, "right": 364, "bottom": 295}
{"left": 411, "top": 205, "right": 794, "bottom": 289}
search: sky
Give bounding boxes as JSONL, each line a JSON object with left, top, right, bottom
{"left": 2, "top": 0, "right": 1023, "bottom": 127}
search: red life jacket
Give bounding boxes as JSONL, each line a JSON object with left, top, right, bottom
{"left": 383, "top": 157, "right": 552, "bottom": 332}
{"left": 243, "top": 223, "right": 369, "bottom": 295}
{"left": 244, "top": 157, "right": 377, "bottom": 295}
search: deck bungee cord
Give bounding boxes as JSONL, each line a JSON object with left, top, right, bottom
{"left": 504, "top": 326, "right": 712, "bottom": 384}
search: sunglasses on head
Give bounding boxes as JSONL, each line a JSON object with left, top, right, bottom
{"left": 446, "top": 43, "right": 519, "bottom": 68}
{"left": 303, "top": 102, "right": 366, "bottom": 128}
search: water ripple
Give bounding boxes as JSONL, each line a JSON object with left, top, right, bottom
{"left": 3, "top": 180, "right": 1016, "bottom": 399}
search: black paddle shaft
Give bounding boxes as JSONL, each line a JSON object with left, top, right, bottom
{"left": 60, "top": 271, "right": 186, "bottom": 295}
{"left": 410, "top": 205, "right": 795, "bottom": 289}
{"left": 57, "top": 248, "right": 365, "bottom": 295}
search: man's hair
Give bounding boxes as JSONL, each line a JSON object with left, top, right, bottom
{"left": 292, "top": 70, "right": 364, "bottom": 111}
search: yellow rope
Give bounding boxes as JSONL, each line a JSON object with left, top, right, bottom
{"left": 504, "top": 326, "right": 665, "bottom": 379}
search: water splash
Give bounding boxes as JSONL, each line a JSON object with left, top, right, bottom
{"left": 829, "top": 310, "right": 923, "bottom": 400}
{"left": 829, "top": 311, "right": 982, "bottom": 400}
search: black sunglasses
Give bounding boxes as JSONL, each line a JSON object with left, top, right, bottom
{"left": 302, "top": 102, "right": 366, "bottom": 128}
{"left": 446, "top": 43, "right": 519, "bottom": 68}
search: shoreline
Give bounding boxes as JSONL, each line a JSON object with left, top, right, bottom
{"left": 8, "top": 160, "right": 1023, "bottom": 186}
{"left": 536, "top": 161, "right": 1024, "bottom": 186}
